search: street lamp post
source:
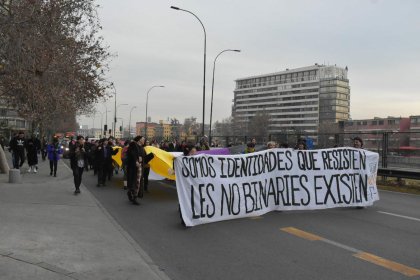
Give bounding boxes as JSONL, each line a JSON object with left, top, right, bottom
{"left": 111, "top": 84, "right": 117, "bottom": 138}
{"left": 171, "top": 6, "right": 206, "bottom": 137}
{"left": 128, "top": 106, "right": 137, "bottom": 139}
{"left": 209, "top": 49, "right": 241, "bottom": 144}
{"left": 145, "top": 85, "right": 164, "bottom": 138}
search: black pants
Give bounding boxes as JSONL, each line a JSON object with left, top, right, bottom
{"left": 42, "top": 149, "right": 47, "bottom": 160}
{"left": 49, "top": 160, "right": 58, "bottom": 175}
{"left": 97, "top": 164, "right": 107, "bottom": 185}
{"left": 72, "top": 167, "right": 84, "bottom": 190}
{"left": 13, "top": 152, "right": 24, "bottom": 169}
{"left": 143, "top": 167, "right": 150, "bottom": 191}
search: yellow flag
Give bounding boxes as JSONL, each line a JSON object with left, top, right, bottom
{"left": 144, "top": 146, "right": 176, "bottom": 180}
{"left": 112, "top": 146, "right": 123, "bottom": 168}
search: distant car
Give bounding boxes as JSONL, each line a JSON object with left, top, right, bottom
{"left": 60, "top": 139, "right": 71, "bottom": 158}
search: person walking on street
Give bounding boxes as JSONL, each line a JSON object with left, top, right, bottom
{"left": 26, "top": 134, "right": 40, "bottom": 173}
{"left": 69, "top": 135, "right": 88, "bottom": 194}
{"left": 41, "top": 136, "right": 48, "bottom": 161}
{"left": 47, "top": 137, "right": 63, "bottom": 177}
{"left": 9, "top": 131, "right": 26, "bottom": 169}
{"left": 142, "top": 139, "right": 155, "bottom": 193}
{"left": 126, "top": 136, "right": 153, "bottom": 205}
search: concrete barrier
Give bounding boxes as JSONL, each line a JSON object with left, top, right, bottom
{"left": 8, "top": 169, "right": 22, "bottom": 183}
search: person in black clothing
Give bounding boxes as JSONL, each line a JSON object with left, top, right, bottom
{"left": 95, "top": 139, "right": 117, "bottom": 186}
{"left": 41, "top": 136, "right": 48, "bottom": 161}
{"left": 9, "top": 131, "right": 26, "bottom": 169}
{"left": 26, "top": 135, "right": 41, "bottom": 173}
{"left": 126, "top": 136, "right": 154, "bottom": 205}
{"left": 69, "top": 135, "right": 88, "bottom": 194}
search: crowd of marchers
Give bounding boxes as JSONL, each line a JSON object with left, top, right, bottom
{"left": 1, "top": 132, "right": 364, "bottom": 207}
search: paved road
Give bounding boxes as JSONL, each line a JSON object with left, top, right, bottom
{"left": 74, "top": 161, "right": 420, "bottom": 280}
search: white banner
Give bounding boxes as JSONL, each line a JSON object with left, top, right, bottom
{"left": 175, "top": 148, "right": 379, "bottom": 227}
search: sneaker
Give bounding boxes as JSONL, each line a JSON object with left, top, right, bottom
{"left": 74, "top": 189, "right": 81, "bottom": 194}
{"left": 27, "top": 167, "right": 32, "bottom": 173}
{"left": 50, "top": 171, "right": 53, "bottom": 176}
{"left": 33, "top": 168, "right": 37, "bottom": 173}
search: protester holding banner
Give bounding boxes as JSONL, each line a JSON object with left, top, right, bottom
{"left": 353, "top": 137, "right": 363, "bottom": 149}
{"left": 126, "top": 136, "right": 154, "bottom": 205}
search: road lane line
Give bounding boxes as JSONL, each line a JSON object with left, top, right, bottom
{"left": 354, "top": 252, "right": 420, "bottom": 277}
{"left": 280, "top": 227, "right": 323, "bottom": 241}
{"left": 281, "top": 227, "right": 420, "bottom": 277}
{"left": 377, "top": 211, "right": 420, "bottom": 222}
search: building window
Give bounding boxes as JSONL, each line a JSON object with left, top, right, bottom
{"left": 378, "top": 120, "right": 384, "bottom": 125}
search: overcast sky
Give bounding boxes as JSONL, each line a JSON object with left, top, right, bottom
{"left": 78, "top": 0, "right": 420, "bottom": 129}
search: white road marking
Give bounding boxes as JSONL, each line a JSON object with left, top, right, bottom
{"left": 377, "top": 211, "right": 420, "bottom": 222}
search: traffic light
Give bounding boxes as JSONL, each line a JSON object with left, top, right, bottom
{"left": 119, "top": 126, "right": 122, "bottom": 132}
{"left": 104, "top": 124, "right": 107, "bottom": 132}
{"left": 108, "top": 129, "right": 111, "bottom": 134}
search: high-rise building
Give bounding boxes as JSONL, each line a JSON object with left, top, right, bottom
{"left": 232, "top": 64, "right": 350, "bottom": 135}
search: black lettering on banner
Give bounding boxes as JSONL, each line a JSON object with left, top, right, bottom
{"left": 206, "top": 183, "right": 216, "bottom": 218}
{"left": 227, "top": 158, "right": 235, "bottom": 177}
{"left": 267, "top": 178, "right": 279, "bottom": 205}
{"left": 276, "top": 176, "right": 291, "bottom": 206}
{"left": 323, "top": 174, "right": 338, "bottom": 204}
{"left": 277, "top": 151, "right": 293, "bottom": 170}
{"left": 290, "top": 175, "right": 301, "bottom": 206}
{"left": 198, "top": 157, "right": 209, "bottom": 177}
{"left": 198, "top": 184, "right": 206, "bottom": 217}
{"left": 299, "top": 175, "right": 310, "bottom": 206}
{"left": 191, "top": 185, "right": 200, "bottom": 219}
{"left": 297, "top": 151, "right": 321, "bottom": 171}
{"left": 314, "top": 175, "right": 324, "bottom": 205}
{"left": 231, "top": 183, "right": 241, "bottom": 215}
{"left": 259, "top": 180, "right": 268, "bottom": 207}
{"left": 340, "top": 174, "right": 352, "bottom": 204}
{"left": 208, "top": 157, "right": 217, "bottom": 178}
{"left": 220, "top": 183, "right": 231, "bottom": 215}
{"left": 253, "top": 181, "right": 262, "bottom": 211}
{"left": 220, "top": 183, "right": 241, "bottom": 216}
{"left": 219, "top": 157, "right": 227, "bottom": 178}
{"left": 181, "top": 157, "right": 190, "bottom": 177}
{"left": 243, "top": 182, "right": 255, "bottom": 213}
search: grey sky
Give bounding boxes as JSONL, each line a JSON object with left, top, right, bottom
{"left": 79, "top": 0, "right": 420, "bottom": 129}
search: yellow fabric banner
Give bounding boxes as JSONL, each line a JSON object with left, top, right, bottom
{"left": 144, "top": 146, "right": 176, "bottom": 180}
{"left": 112, "top": 146, "right": 123, "bottom": 167}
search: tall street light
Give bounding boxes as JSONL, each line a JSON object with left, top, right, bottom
{"left": 128, "top": 106, "right": 137, "bottom": 139}
{"left": 171, "top": 6, "right": 206, "bottom": 137}
{"left": 145, "top": 86, "right": 165, "bottom": 137}
{"left": 111, "top": 83, "right": 118, "bottom": 138}
{"left": 209, "top": 49, "right": 241, "bottom": 144}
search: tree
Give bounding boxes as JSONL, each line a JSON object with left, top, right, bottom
{"left": 183, "top": 117, "right": 199, "bottom": 137}
{"left": 214, "top": 116, "right": 233, "bottom": 136}
{"left": 0, "top": 0, "right": 111, "bottom": 134}
{"left": 248, "top": 110, "right": 271, "bottom": 139}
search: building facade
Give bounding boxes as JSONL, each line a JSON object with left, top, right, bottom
{"left": 232, "top": 64, "right": 350, "bottom": 135}
{"left": 0, "top": 100, "right": 30, "bottom": 140}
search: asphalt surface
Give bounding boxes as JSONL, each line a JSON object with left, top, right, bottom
{"left": 76, "top": 160, "right": 420, "bottom": 280}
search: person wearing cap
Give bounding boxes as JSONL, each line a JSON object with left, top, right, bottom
{"left": 69, "top": 135, "right": 88, "bottom": 194}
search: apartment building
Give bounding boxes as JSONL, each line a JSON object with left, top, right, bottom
{"left": 232, "top": 64, "right": 350, "bottom": 135}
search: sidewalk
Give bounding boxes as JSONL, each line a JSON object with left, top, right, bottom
{"left": 0, "top": 154, "right": 170, "bottom": 280}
